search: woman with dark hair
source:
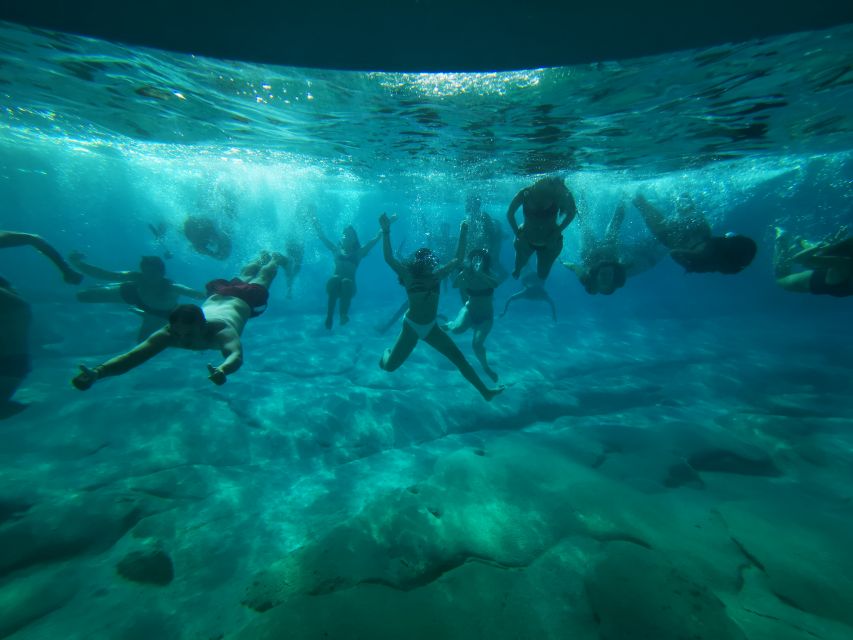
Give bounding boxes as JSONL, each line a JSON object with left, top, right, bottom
{"left": 313, "top": 217, "right": 381, "bottom": 329}
{"left": 632, "top": 193, "right": 757, "bottom": 275}
{"left": 70, "top": 252, "right": 205, "bottom": 341}
{"left": 378, "top": 213, "right": 504, "bottom": 401}
{"left": 443, "top": 248, "right": 501, "bottom": 381}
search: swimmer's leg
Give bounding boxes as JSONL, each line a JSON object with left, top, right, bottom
{"left": 379, "top": 322, "right": 419, "bottom": 372}
{"left": 424, "top": 325, "right": 503, "bottom": 401}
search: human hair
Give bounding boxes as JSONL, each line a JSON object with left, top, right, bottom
{"left": 139, "top": 255, "right": 166, "bottom": 278}
{"left": 585, "top": 261, "right": 627, "bottom": 295}
{"left": 716, "top": 235, "right": 758, "bottom": 274}
{"left": 169, "top": 304, "right": 205, "bottom": 326}
{"left": 407, "top": 248, "right": 439, "bottom": 276}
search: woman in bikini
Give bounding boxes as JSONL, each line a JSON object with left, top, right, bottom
{"left": 443, "top": 248, "right": 501, "bottom": 382}
{"left": 378, "top": 213, "right": 504, "bottom": 402}
{"left": 506, "top": 176, "right": 578, "bottom": 281}
{"left": 313, "top": 217, "right": 381, "bottom": 329}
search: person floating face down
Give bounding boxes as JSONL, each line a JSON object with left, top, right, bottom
{"left": 70, "top": 252, "right": 206, "bottom": 342}
{"left": 71, "top": 252, "right": 288, "bottom": 391}
{"left": 313, "top": 217, "right": 382, "bottom": 329}
{"left": 183, "top": 215, "right": 232, "bottom": 260}
{"left": 506, "top": 176, "right": 578, "bottom": 281}
{"left": 377, "top": 213, "right": 505, "bottom": 402}
{"left": 563, "top": 203, "right": 630, "bottom": 296}
{"left": 632, "top": 193, "right": 757, "bottom": 275}
{"left": 774, "top": 225, "right": 853, "bottom": 297}
{"left": 443, "top": 248, "right": 501, "bottom": 382}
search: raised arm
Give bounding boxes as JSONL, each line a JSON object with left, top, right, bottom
{"left": 359, "top": 231, "right": 382, "bottom": 259}
{"left": 435, "top": 221, "right": 469, "bottom": 278}
{"left": 0, "top": 231, "right": 82, "bottom": 284}
{"left": 71, "top": 328, "right": 171, "bottom": 390}
{"left": 379, "top": 213, "right": 404, "bottom": 276}
{"left": 506, "top": 189, "right": 525, "bottom": 237}
{"left": 312, "top": 218, "right": 338, "bottom": 254}
{"left": 69, "top": 251, "right": 133, "bottom": 282}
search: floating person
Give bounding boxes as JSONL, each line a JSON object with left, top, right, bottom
{"left": 377, "top": 213, "right": 504, "bottom": 401}
{"left": 442, "top": 248, "right": 501, "bottom": 382}
{"left": 70, "top": 252, "right": 206, "bottom": 342}
{"left": 632, "top": 193, "right": 757, "bottom": 274}
{"left": 183, "top": 215, "right": 232, "bottom": 260}
{"left": 506, "top": 176, "right": 578, "bottom": 281}
{"left": 313, "top": 217, "right": 382, "bottom": 329}
{"left": 1, "top": 231, "right": 82, "bottom": 410}
{"left": 465, "top": 193, "right": 508, "bottom": 281}
{"left": 71, "top": 252, "right": 288, "bottom": 390}
{"left": 562, "top": 202, "right": 664, "bottom": 295}
{"left": 773, "top": 226, "right": 852, "bottom": 297}
{"left": 500, "top": 269, "right": 558, "bottom": 322}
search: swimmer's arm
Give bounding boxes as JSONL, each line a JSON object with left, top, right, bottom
{"left": 561, "top": 261, "right": 583, "bottom": 277}
{"left": 73, "top": 328, "right": 171, "bottom": 388}
{"left": 68, "top": 252, "right": 133, "bottom": 282}
{"left": 793, "top": 252, "right": 851, "bottom": 269}
{"left": 435, "top": 221, "right": 468, "bottom": 278}
{"left": 360, "top": 232, "right": 382, "bottom": 258}
{"left": 558, "top": 189, "right": 578, "bottom": 230}
{"left": 172, "top": 283, "right": 207, "bottom": 299}
{"left": 506, "top": 190, "right": 524, "bottom": 236}
{"left": 211, "top": 329, "right": 243, "bottom": 378}
{"left": 312, "top": 219, "right": 337, "bottom": 254}
{"left": 380, "top": 214, "right": 404, "bottom": 276}
{"left": 0, "top": 232, "right": 82, "bottom": 283}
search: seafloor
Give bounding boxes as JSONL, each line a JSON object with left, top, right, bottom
{"left": 2, "top": 300, "right": 852, "bottom": 639}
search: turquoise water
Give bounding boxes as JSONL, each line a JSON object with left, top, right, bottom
{"left": 1, "top": 19, "right": 853, "bottom": 640}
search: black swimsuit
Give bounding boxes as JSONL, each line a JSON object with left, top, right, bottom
{"left": 119, "top": 282, "right": 174, "bottom": 318}
{"left": 809, "top": 269, "right": 852, "bottom": 297}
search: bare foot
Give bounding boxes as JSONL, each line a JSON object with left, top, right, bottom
{"left": 482, "top": 385, "right": 506, "bottom": 402}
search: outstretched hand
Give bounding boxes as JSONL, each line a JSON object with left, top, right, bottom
{"left": 379, "top": 213, "right": 398, "bottom": 232}
{"left": 71, "top": 364, "right": 99, "bottom": 391}
{"left": 207, "top": 364, "right": 227, "bottom": 386}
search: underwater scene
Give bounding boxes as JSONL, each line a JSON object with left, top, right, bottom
{"left": 1, "top": 18, "right": 852, "bottom": 640}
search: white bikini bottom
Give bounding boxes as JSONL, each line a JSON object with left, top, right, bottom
{"left": 404, "top": 314, "right": 436, "bottom": 340}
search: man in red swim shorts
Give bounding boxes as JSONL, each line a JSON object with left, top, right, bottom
{"left": 71, "top": 252, "right": 289, "bottom": 389}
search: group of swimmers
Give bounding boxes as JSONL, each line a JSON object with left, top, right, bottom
{"left": 1, "top": 175, "right": 850, "bottom": 408}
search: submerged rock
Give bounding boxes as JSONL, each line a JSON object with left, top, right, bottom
{"left": 116, "top": 549, "right": 174, "bottom": 586}
{"left": 688, "top": 447, "right": 781, "bottom": 477}
{"left": 584, "top": 541, "right": 747, "bottom": 640}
